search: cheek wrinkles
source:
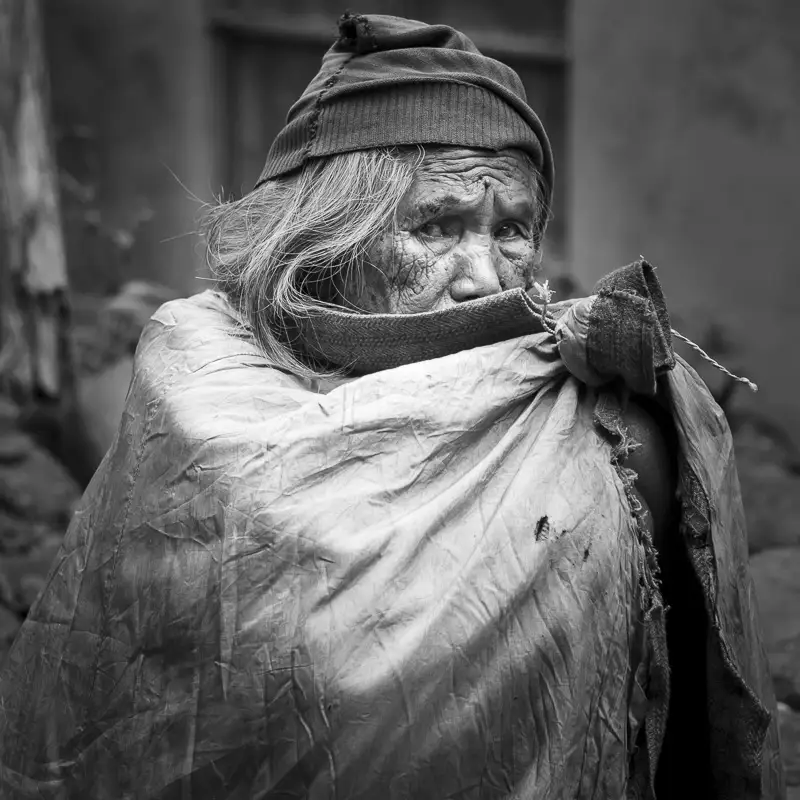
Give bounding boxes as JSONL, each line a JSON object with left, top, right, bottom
{"left": 494, "top": 239, "right": 539, "bottom": 290}
{"left": 391, "top": 250, "right": 433, "bottom": 297}
{"left": 361, "top": 231, "right": 455, "bottom": 313}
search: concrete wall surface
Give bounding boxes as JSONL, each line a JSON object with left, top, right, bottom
{"left": 570, "top": 0, "right": 800, "bottom": 442}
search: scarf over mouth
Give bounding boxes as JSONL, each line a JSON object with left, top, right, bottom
{"left": 296, "top": 259, "right": 676, "bottom": 397}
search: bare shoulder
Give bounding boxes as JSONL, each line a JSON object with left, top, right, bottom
{"left": 619, "top": 394, "right": 678, "bottom": 548}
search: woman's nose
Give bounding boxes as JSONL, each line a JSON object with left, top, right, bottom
{"left": 449, "top": 240, "right": 502, "bottom": 303}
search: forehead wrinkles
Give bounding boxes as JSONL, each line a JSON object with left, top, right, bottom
{"left": 403, "top": 150, "right": 537, "bottom": 217}
{"left": 419, "top": 149, "right": 535, "bottom": 186}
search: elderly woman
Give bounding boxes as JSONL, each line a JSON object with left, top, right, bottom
{"left": 0, "top": 13, "right": 783, "bottom": 800}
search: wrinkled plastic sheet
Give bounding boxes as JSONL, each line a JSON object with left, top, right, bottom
{"left": 0, "top": 290, "right": 779, "bottom": 798}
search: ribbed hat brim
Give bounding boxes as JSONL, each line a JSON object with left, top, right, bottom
{"left": 259, "top": 82, "right": 547, "bottom": 189}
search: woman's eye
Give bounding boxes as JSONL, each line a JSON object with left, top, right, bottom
{"left": 494, "top": 223, "right": 526, "bottom": 240}
{"left": 418, "top": 222, "right": 446, "bottom": 238}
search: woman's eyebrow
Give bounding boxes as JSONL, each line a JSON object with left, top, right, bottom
{"left": 410, "top": 195, "right": 464, "bottom": 219}
{"left": 495, "top": 196, "right": 535, "bottom": 220}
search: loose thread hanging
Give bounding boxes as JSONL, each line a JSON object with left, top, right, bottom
{"left": 670, "top": 328, "right": 758, "bottom": 392}
{"left": 634, "top": 253, "right": 758, "bottom": 393}
{"left": 532, "top": 280, "right": 556, "bottom": 333}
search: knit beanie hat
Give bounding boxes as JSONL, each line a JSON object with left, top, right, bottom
{"left": 256, "top": 12, "right": 554, "bottom": 205}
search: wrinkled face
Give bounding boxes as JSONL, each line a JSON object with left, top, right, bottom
{"left": 339, "top": 147, "right": 542, "bottom": 314}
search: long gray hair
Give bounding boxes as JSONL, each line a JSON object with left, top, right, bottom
{"left": 203, "top": 146, "right": 549, "bottom": 379}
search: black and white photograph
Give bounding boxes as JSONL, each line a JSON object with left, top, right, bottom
{"left": 0, "top": 1, "right": 797, "bottom": 797}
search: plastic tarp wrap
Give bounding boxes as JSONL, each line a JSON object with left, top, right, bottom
{"left": 0, "top": 271, "right": 782, "bottom": 798}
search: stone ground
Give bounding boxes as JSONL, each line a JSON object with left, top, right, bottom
{"left": 0, "top": 288, "right": 798, "bottom": 787}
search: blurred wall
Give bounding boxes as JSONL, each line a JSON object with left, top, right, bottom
{"left": 570, "top": 1, "right": 800, "bottom": 441}
{"left": 43, "top": 0, "right": 214, "bottom": 296}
